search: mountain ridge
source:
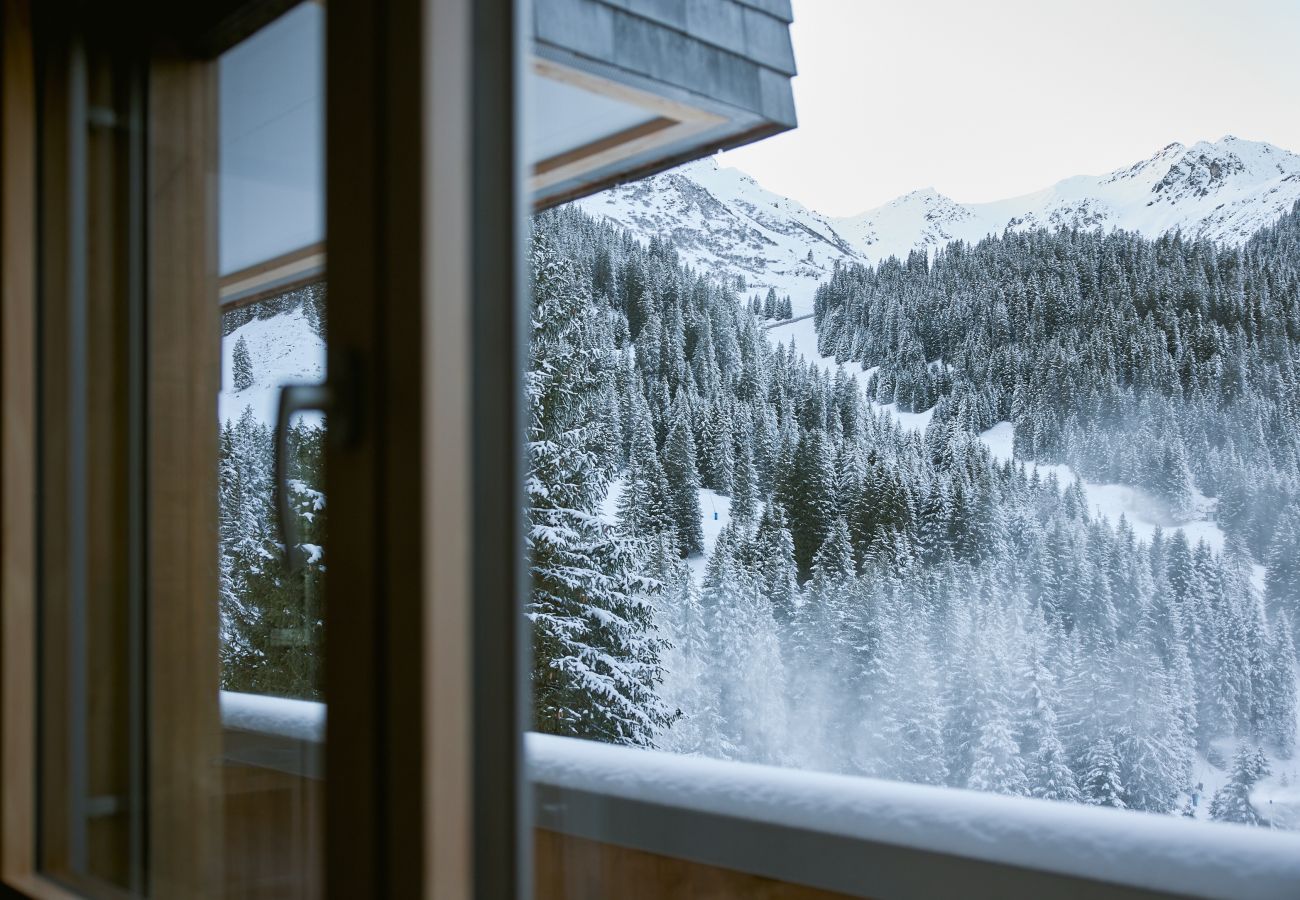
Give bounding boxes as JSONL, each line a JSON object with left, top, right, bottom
{"left": 572, "top": 136, "right": 1300, "bottom": 309}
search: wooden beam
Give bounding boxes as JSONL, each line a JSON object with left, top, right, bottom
{"left": 218, "top": 241, "right": 325, "bottom": 309}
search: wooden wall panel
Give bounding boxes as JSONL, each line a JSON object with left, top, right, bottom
{"left": 222, "top": 765, "right": 323, "bottom": 900}
{"left": 535, "top": 829, "right": 858, "bottom": 900}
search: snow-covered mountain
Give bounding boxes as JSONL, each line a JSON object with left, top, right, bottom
{"left": 572, "top": 157, "right": 866, "bottom": 300}
{"left": 573, "top": 136, "right": 1300, "bottom": 303}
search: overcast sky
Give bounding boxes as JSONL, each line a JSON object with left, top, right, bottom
{"left": 718, "top": 0, "right": 1300, "bottom": 217}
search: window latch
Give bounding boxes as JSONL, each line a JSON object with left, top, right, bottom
{"left": 275, "top": 382, "right": 333, "bottom": 572}
{"left": 274, "top": 352, "right": 361, "bottom": 572}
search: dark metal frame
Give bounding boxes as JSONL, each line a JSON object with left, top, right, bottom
{"left": 472, "top": 0, "right": 529, "bottom": 896}
{"left": 325, "top": 0, "right": 525, "bottom": 895}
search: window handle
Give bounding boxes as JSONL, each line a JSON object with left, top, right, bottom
{"left": 275, "top": 382, "right": 333, "bottom": 572}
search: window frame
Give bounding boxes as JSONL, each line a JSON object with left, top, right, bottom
{"left": 0, "top": 0, "right": 454, "bottom": 896}
{"left": 9, "top": 0, "right": 1296, "bottom": 897}
{"left": 0, "top": 1, "right": 222, "bottom": 895}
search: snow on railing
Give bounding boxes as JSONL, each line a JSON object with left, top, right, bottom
{"left": 529, "top": 732, "right": 1300, "bottom": 900}
{"left": 220, "top": 690, "right": 325, "bottom": 742}
{"left": 220, "top": 690, "right": 325, "bottom": 778}
{"left": 217, "top": 698, "right": 1300, "bottom": 898}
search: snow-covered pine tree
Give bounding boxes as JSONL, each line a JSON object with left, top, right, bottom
{"left": 966, "top": 628, "right": 1029, "bottom": 797}
{"left": 778, "top": 428, "right": 836, "bottom": 582}
{"left": 526, "top": 231, "right": 672, "bottom": 745}
{"left": 654, "top": 553, "right": 716, "bottom": 755}
{"left": 618, "top": 381, "right": 674, "bottom": 541}
{"left": 1079, "top": 736, "right": 1127, "bottom": 809}
{"left": 1030, "top": 731, "right": 1081, "bottom": 803}
{"left": 232, "top": 334, "right": 255, "bottom": 392}
{"left": 1209, "top": 745, "right": 1271, "bottom": 826}
{"left": 662, "top": 395, "right": 705, "bottom": 556}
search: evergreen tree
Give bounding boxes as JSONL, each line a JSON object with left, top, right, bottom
{"left": 618, "top": 384, "right": 674, "bottom": 540}
{"left": 1080, "top": 737, "right": 1127, "bottom": 808}
{"left": 232, "top": 334, "right": 255, "bottom": 392}
{"left": 663, "top": 397, "right": 705, "bottom": 556}
{"left": 1209, "top": 745, "right": 1271, "bottom": 826}
{"left": 779, "top": 429, "right": 836, "bottom": 582}
{"left": 526, "top": 231, "right": 672, "bottom": 745}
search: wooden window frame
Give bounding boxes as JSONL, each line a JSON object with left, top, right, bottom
{"left": 2, "top": 0, "right": 528, "bottom": 898}
{"left": 2, "top": 1, "right": 222, "bottom": 895}
{"left": 218, "top": 243, "right": 325, "bottom": 311}
{"left": 0, "top": 0, "right": 61, "bottom": 892}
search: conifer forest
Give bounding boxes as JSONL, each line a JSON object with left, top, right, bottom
{"left": 217, "top": 202, "right": 1300, "bottom": 828}
{"left": 523, "top": 203, "right": 1300, "bottom": 825}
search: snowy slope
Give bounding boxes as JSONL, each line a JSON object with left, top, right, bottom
{"left": 769, "top": 317, "right": 1224, "bottom": 553}
{"left": 220, "top": 308, "right": 326, "bottom": 427}
{"left": 574, "top": 158, "right": 868, "bottom": 304}
{"left": 575, "top": 136, "right": 1300, "bottom": 307}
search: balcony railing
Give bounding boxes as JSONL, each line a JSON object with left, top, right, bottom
{"left": 219, "top": 692, "right": 1300, "bottom": 899}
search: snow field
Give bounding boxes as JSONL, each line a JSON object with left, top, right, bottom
{"left": 220, "top": 308, "right": 326, "bottom": 427}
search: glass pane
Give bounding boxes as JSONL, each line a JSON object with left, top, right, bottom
{"left": 217, "top": 3, "right": 326, "bottom": 897}
{"left": 35, "top": 15, "right": 146, "bottom": 891}
{"left": 219, "top": 284, "right": 327, "bottom": 700}
{"left": 526, "top": 3, "right": 1300, "bottom": 894}
{"left": 218, "top": 6, "right": 324, "bottom": 278}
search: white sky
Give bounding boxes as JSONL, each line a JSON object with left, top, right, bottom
{"left": 718, "top": 0, "right": 1300, "bottom": 216}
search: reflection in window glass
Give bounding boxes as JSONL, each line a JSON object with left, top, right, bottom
{"left": 218, "top": 2, "right": 324, "bottom": 277}
{"left": 219, "top": 284, "right": 327, "bottom": 700}
{"left": 214, "top": 5, "right": 325, "bottom": 898}
{"left": 216, "top": 0, "right": 326, "bottom": 704}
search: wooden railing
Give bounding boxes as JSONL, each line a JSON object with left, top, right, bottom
{"left": 217, "top": 695, "right": 1300, "bottom": 899}
{"left": 220, "top": 692, "right": 323, "bottom": 899}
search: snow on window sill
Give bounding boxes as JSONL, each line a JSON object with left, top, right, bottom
{"left": 528, "top": 732, "right": 1300, "bottom": 900}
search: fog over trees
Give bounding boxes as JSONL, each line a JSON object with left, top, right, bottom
{"left": 212, "top": 202, "right": 1300, "bottom": 829}
{"left": 522, "top": 203, "right": 1300, "bottom": 825}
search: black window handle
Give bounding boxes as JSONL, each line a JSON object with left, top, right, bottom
{"left": 275, "top": 382, "right": 333, "bottom": 572}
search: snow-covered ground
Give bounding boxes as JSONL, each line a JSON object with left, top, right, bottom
{"left": 977, "top": 421, "right": 1226, "bottom": 552}
{"left": 1192, "top": 722, "right": 1300, "bottom": 831}
{"left": 220, "top": 308, "right": 326, "bottom": 427}
{"left": 765, "top": 313, "right": 1228, "bottom": 556}
{"left": 602, "top": 479, "right": 731, "bottom": 585}
{"left": 767, "top": 315, "right": 935, "bottom": 433}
